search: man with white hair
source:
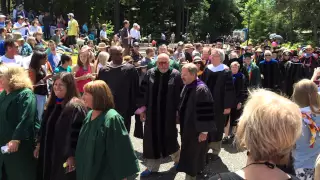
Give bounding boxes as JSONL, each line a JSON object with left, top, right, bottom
{"left": 201, "top": 48, "right": 235, "bottom": 162}
{"left": 130, "top": 23, "right": 140, "bottom": 44}
{"left": 137, "top": 53, "right": 182, "bottom": 177}
{"left": 258, "top": 50, "right": 280, "bottom": 91}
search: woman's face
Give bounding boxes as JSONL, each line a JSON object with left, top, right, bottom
{"left": 0, "top": 75, "right": 9, "bottom": 90}
{"left": 82, "top": 91, "right": 93, "bottom": 109}
{"left": 231, "top": 65, "right": 239, "bottom": 74}
{"left": 80, "top": 52, "right": 89, "bottom": 64}
{"left": 53, "top": 79, "right": 67, "bottom": 99}
{"left": 40, "top": 57, "right": 47, "bottom": 65}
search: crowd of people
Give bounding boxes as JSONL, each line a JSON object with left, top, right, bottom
{"left": 1, "top": 6, "right": 320, "bottom": 180}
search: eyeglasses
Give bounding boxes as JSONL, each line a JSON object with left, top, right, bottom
{"left": 265, "top": 55, "right": 271, "bottom": 57}
{"left": 158, "top": 62, "right": 169, "bottom": 66}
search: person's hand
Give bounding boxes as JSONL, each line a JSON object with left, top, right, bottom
{"left": 44, "top": 74, "right": 53, "bottom": 80}
{"left": 140, "top": 112, "right": 146, "bottom": 122}
{"left": 7, "top": 140, "right": 20, "bottom": 153}
{"left": 66, "top": 156, "right": 76, "bottom": 172}
{"left": 223, "top": 108, "right": 231, "bottom": 115}
{"left": 198, "top": 133, "right": 207, "bottom": 142}
{"left": 237, "top": 103, "right": 242, "bottom": 110}
{"left": 34, "top": 143, "right": 40, "bottom": 158}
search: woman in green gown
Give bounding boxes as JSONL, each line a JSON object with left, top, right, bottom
{"left": 76, "top": 80, "right": 140, "bottom": 180}
{"left": 0, "top": 65, "right": 38, "bottom": 180}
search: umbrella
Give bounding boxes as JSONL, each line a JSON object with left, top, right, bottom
{"left": 269, "top": 33, "right": 277, "bottom": 39}
{"left": 274, "top": 35, "right": 283, "bottom": 42}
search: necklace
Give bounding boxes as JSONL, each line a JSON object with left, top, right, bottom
{"left": 242, "top": 161, "right": 276, "bottom": 170}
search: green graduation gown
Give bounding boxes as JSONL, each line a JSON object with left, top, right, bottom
{"left": 75, "top": 109, "right": 139, "bottom": 180}
{"left": 0, "top": 88, "right": 38, "bottom": 180}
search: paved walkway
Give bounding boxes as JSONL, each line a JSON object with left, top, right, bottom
{"left": 128, "top": 117, "right": 246, "bottom": 180}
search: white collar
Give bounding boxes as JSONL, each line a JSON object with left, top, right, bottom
{"left": 207, "top": 64, "right": 228, "bottom": 72}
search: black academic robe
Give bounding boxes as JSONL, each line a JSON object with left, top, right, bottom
{"left": 139, "top": 68, "right": 182, "bottom": 159}
{"left": 97, "top": 63, "right": 139, "bottom": 133}
{"left": 177, "top": 80, "right": 216, "bottom": 177}
{"left": 230, "top": 73, "right": 247, "bottom": 126}
{"left": 281, "top": 61, "right": 305, "bottom": 97}
{"left": 244, "top": 62, "right": 261, "bottom": 88}
{"left": 300, "top": 54, "right": 319, "bottom": 79}
{"left": 259, "top": 60, "right": 280, "bottom": 92}
{"left": 37, "top": 98, "right": 87, "bottom": 180}
{"left": 201, "top": 66, "right": 235, "bottom": 142}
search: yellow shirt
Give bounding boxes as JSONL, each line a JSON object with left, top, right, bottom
{"left": 67, "top": 19, "right": 79, "bottom": 36}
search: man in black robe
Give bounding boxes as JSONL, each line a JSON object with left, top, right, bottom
{"left": 279, "top": 50, "right": 305, "bottom": 97}
{"left": 201, "top": 48, "right": 235, "bottom": 161}
{"left": 97, "top": 46, "right": 140, "bottom": 134}
{"left": 258, "top": 50, "right": 281, "bottom": 92}
{"left": 177, "top": 63, "right": 215, "bottom": 180}
{"left": 137, "top": 53, "right": 182, "bottom": 177}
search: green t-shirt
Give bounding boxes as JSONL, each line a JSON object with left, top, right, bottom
{"left": 54, "top": 66, "right": 72, "bottom": 73}
{"left": 147, "top": 58, "right": 180, "bottom": 71}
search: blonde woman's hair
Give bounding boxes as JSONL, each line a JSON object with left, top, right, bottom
{"left": 292, "top": 79, "right": 320, "bottom": 114}
{"left": 236, "top": 89, "right": 302, "bottom": 164}
{"left": 97, "top": 52, "right": 110, "bottom": 66}
{"left": 0, "top": 65, "right": 33, "bottom": 91}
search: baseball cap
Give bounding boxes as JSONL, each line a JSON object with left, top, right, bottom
{"left": 67, "top": 13, "right": 74, "bottom": 17}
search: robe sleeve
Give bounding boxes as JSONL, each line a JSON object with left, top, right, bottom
{"left": 137, "top": 69, "right": 150, "bottom": 108}
{"left": 66, "top": 104, "right": 87, "bottom": 158}
{"left": 224, "top": 71, "right": 235, "bottom": 109}
{"left": 174, "top": 73, "right": 184, "bottom": 110}
{"left": 129, "top": 67, "right": 139, "bottom": 115}
{"left": 12, "top": 90, "right": 39, "bottom": 140}
{"left": 106, "top": 115, "right": 140, "bottom": 179}
{"left": 195, "top": 85, "right": 216, "bottom": 133}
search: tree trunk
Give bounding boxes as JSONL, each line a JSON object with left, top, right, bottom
{"left": 114, "top": 0, "right": 120, "bottom": 33}
{"left": 289, "top": 5, "right": 293, "bottom": 44}
{"left": 1, "top": 0, "right": 7, "bottom": 14}
{"left": 312, "top": 19, "right": 318, "bottom": 46}
{"left": 175, "top": 0, "right": 182, "bottom": 40}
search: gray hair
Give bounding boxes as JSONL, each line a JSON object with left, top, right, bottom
{"left": 182, "top": 63, "right": 198, "bottom": 76}
{"left": 212, "top": 48, "right": 225, "bottom": 62}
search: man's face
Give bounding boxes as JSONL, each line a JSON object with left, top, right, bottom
{"left": 181, "top": 68, "right": 196, "bottom": 85}
{"left": 272, "top": 53, "right": 277, "bottom": 59}
{"left": 210, "top": 50, "right": 221, "bottom": 64}
{"left": 186, "top": 48, "right": 193, "bottom": 54}
{"left": 148, "top": 51, "right": 155, "bottom": 57}
{"left": 202, "top": 49, "right": 210, "bottom": 60}
{"left": 158, "top": 47, "right": 167, "bottom": 54}
{"left": 292, "top": 56, "right": 299, "bottom": 62}
{"left": 246, "top": 47, "right": 252, "bottom": 53}
{"left": 49, "top": 43, "right": 56, "bottom": 51}
{"left": 125, "top": 23, "right": 130, "bottom": 28}
{"left": 244, "top": 57, "right": 251, "bottom": 65}
{"left": 133, "top": 46, "right": 139, "bottom": 52}
{"left": 216, "top": 42, "right": 223, "bottom": 49}
{"left": 157, "top": 57, "right": 170, "bottom": 73}
{"left": 265, "top": 54, "right": 272, "bottom": 61}
{"left": 306, "top": 48, "right": 313, "bottom": 54}
{"left": 177, "top": 45, "right": 183, "bottom": 52}
{"left": 7, "top": 42, "right": 19, "bottom": 55}
{"left": 18, "top": 19, "right": 23, "bottom": 24}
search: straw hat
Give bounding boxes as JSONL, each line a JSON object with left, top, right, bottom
{"left": 97, "top": 42, "right": 109, "bottom": 49}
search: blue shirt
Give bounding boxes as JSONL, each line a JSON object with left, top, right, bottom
{"left": 0, "top": 22, "right": 5, "bottom": 28}
{"left": 294, "top": 106, "right": 320, "bottom": 169}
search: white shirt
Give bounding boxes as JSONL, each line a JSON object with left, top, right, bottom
{"left": 207, "top": 64, "right": 229, "bottom": 72}
{"left": 161, "top": 33, "right": 166, "bottom": 40}
{"left": 100, "top": 30, "right": 107, "bottom": 39}
{"left": 13, "top": 22, "right": 27, "bottom": 36}
{"left": 29, "top": 26, "right": 42, "bottom": 36}
{"left": 13, "top": 9, "right": 17, "bottom": 19}
{"left": 0, "top": 55, "right": 23, "bottom": 67}
{"left": 130, "top": 28, "right": 140, "bottom": 40}
{"left": 52, "top": 54, "right": 61, "bottom": 67}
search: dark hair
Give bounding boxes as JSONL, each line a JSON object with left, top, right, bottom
{"left": 4, "top": 39, "right": 15, "bottom": 51}
{"left": 54, "top": 29, "right": 59, "bottom": 34}
{"left": 47, "top": 72, "right": 80, "bottom": 108}
{"left": 0, "top": 27, "right": 5, "bottom": 34}
{"left": 146, "top": 47, "right": 154, "bottom": 55}
{"left": 29, "top": 51, "right": 47, "bottom": 72}
{"left": 5, "top": 20, "right": 11, "bottom": 25}
{"left": 58, "top": 54, "right": 72, "bottom": 66}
